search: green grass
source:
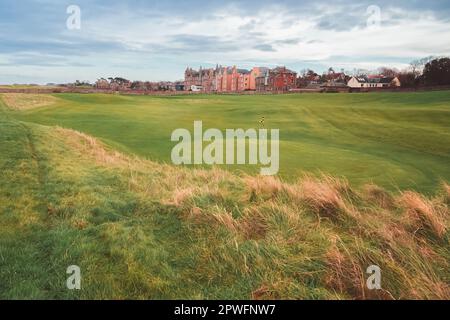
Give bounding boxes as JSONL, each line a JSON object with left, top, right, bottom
{"left": 10, "top": 91, "right": 450, "bottom": 193}
{"left": 0, "top": 93, "right": 448, "bottom": 300}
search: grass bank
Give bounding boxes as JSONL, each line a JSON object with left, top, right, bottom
{"left": 0, "top": 98, "right": 448, "bottom": 299}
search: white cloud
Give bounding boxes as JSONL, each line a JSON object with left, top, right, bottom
{"left": 1, "top": 1, "right": 450, "bottom": 83}
{"left": 75, "top": 3, "right": 450, "bottom": 62}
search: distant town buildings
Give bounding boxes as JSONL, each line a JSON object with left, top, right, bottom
{"left": 183, "top": 65, "right": 401, "bottom": 93}
{"left": 91, "top": 65, "right": 403, "bottom": 94}
{"left": 184, "top": 65, "right": 297, "bottom": 93}
{"left": 94, "top": 78, "right": 185, "bottom": 92}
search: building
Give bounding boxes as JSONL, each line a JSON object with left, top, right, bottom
{"left": 249, "top": 67, "right": 269, "bottom": 91}
{"left": 322, "top": 72, "right": 349, "bottom": 88}
{"left": 190, "top": 85, "right": 203, "bottom": 92}
{"left": 215, "top": 66, "right": 251, "bottom": 92}
{"left": 184, "top": 65, "right": 300, "bottom": 93}
{"left": 324, "top": 70, "right": 347, "bottom": 82}
{"left": 184, "top": 65, "right": 272, "bottom": 93}
{"left": 255, "top": 68, "right": 270, "bottom": 92}
{"left": 174, "top": 81, "right": 185, "bottom": 91}
{"left": 158, "top": 81, "right": 175, "bottom": 91}
{"left": 107, "top": 77, "right": 132, "bottom": 91}
{"left": 347, "top": 76, "right": 401, "bottom": 88}
{"left": 184, "top": 67, "right": 218, "bottom": 92}
{"left": 266, "top": 67, "right": 297, "bottom": 92}
{"left": 297, "top": 70, "right": 321, "bottom": 88}
{"left": 95, "top": 78, "right": 110, "bottom": 89}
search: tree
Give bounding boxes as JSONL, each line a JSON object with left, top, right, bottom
{"left": 378, "top": 67, "right": 399, "bottom": 77}
{"left": 73, "top": 80, "right": 91, "bottom": 87}
{"left": 131, "top": 81, "right": 145, "bottom": 90}
{"left": 422, "top": 57, "right": 450, "bottom": 86}
{"left": 297, "top": 69, "right": 319, "bottom": 87}
{"left": 355, "top": 68, "right": 369, "bottom": 76}
{"left": 397, "top": 71, "right": 419, "bottom": 88}
{"left": 410, "top": 56, "right": 434, "bottom": 75}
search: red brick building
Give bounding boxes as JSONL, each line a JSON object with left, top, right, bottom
{"left": 255, "top": 68, "right": 270, "bottom": 92}
{"left": 184, "top": 65, "right": 296, "bottom": 93}
{"left": 184, "top": 67, "right": 217, "bottom": 92}
{"left": 216, "top": 66, "right": 252, "bottom": 92}
{"left": 267, "top": 67, "right": 297, "bottom": 92}
{"left": 213, "top": 66, "right": 270, "bottom": 92}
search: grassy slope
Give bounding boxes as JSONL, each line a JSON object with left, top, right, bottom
{"left": 0, "top": 98, "right": 449, "bottom": 299}
{"left": 11, "top": 92, "right": 450, "bottom": 194}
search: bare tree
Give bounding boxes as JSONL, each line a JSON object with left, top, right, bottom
{"left": 410, "top": 56, "right": 434, "bottom": 75}
{"left": 378, "top": 67, "right": 399, "bottom": 77}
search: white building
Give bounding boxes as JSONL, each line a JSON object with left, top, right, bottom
{"left": 190, "top": 85, "right": 203, "bottom": 92}
{"left": 347, "top": 76, "right": 401, "bottom": 88}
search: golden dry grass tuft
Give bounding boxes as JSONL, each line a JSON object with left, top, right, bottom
{"left": 400, "top": 191, "right": 447, "bottom": 238}
{"left": 0, "top": 93, "right": 60, "bottom": 110}
{"left": 294, "top": 176, "right": 358, "bottom": 220}
{"left": 245, "top": 175, "right": 284, "bottom": 200}
{"left": 363, "top": 184, "right": 395, "bottom": 209}
{"left": 325, "top": 245, "right": 365, "bottom": 298}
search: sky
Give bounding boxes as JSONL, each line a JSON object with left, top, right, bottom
{"left": 1, "top": 0, "right": 450, "bottom": 84}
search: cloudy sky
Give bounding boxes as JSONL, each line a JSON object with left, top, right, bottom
{"left": 1, "top": 0, "right": 450, "bottom": 84}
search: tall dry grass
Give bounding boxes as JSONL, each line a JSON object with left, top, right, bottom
{"left": 56, "top": 126, "right": 449, "bottom": 300}
{"left": 0, "top": 93, "right": 60, "bottom": 110}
